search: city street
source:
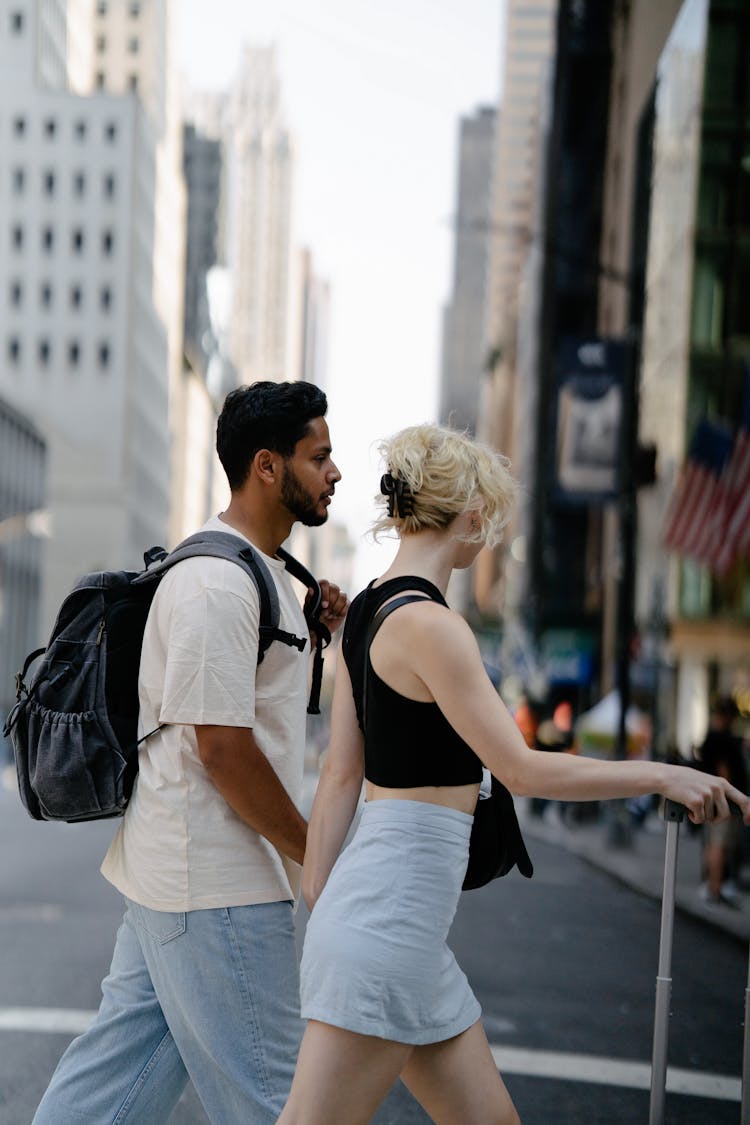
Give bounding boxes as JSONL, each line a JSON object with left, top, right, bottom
{"left": 0, "top": 774, "right": 746, "bottom": 1125}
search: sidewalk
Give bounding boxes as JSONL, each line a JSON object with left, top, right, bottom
{"left": 516, "top": 799, "right": 750, "bottom": 944}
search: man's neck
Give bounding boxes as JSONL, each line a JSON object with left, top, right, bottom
{"left": 218, "top": 502, "right": 293, "bottom": 558}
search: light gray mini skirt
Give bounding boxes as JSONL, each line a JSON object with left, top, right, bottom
{"left": 300, "top": 798, "right": 481, "bottom": 1045}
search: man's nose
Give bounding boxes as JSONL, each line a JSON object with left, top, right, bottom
{"left": 329, "top": 461, "right": 341, "bottom": 482}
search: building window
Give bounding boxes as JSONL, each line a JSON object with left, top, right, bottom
{"left": 40, "top": 282, "right": 53, "bottom": 308}
{"left": 105, "top": 121, "right": 117, "bottom": 143}
{"left": 97, "top": 0, "right": 107, "bottom": 13}
{"left": 41, "top": 226, "right": 54, "bottom": 253}
{"left": 38, "top": 339, "right": 51, "bottom": 366}
{"left": 97, "top": 35, "right": 107, "bottom": 53}
{"left": 103, "top": 173, "right": 116, "bottom": 199}
{"left": 73, "top": 171, "right": 86, "bottom": 197}
{"left": 44, "top": 118, "right": 57, "bottom": 138}
{"left": 128, "top": 37, "right": 139, "bottom": 53}
{"left": 11, "top": 225, "right": 24, "bottom": 250}
{"left": 10, "top": 280, "right": 23, "bottom": 307}
{"left": 102, "top": 229, "right": 114, "bottom": 256}
{"left": 12, "top": 167, "right": 25, "bottom": 193}
{"left": 74, "top": 119, "right": 87, "bottom": 141}
{"left": 129, "top": 1, "right": 140, "bottom": 15}
{"left": 71, "top": 228, "right": 85, "bottom": 254}
{"left": 70, "top": 284, "right": 83, "bottom": 310}
{"left": 98, "top": 342, "right": 111, "bottom": 368}
{"left": 96, "top": 72, "right": 106, "bottom": 89}
{"left": 100, "top": 285, "right": 112, "bottom": 311}
{"left": 10, "top": 10, "right": 24, "bottom": 33}
{"left": 68, "top": 341, "right": 81, "bottom": 367}
{"left": 43, "top": 169, "right": 56, "bottom": 195}
{"left": 13, "top": 115, "right": 26, "bottom": 137}
{"left": 128, "top": 74, "right": 139, "bottom": 93}
{"left": 8, "top": 338, "right": 21, "bottom": 364}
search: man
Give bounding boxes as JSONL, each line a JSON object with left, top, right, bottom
{"left": 34, "top": 381, "right": 348, "bottom": 1123}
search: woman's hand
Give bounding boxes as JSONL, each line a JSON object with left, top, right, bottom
{"left": 661, "top": 765, "right": 750, "bottom": 826}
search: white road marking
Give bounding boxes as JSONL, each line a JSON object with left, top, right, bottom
{"left": 0, "top": 1008, "right": 96, "bottom": 1034}
{"left": 490, "top": 1045, "right": 741, "bottom": 1102}
{"left": 0, "top": 904, "right": 63, "bottom": 922}
{"left": 0, "top": 1008, "right": 741, "bottom": 1104}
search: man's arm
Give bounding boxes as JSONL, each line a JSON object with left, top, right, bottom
{"left": 195, "top": 725, "right": 307, "bottom": 864}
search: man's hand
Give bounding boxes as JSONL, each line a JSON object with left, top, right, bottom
{"left": 311, "top": 580, "right": 349, "bottom": 636}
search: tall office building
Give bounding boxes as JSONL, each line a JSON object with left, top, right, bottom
{"left": 0, "top": 396, "right": 46, "bottom": 747}
{"left": 474, "top": 0, "right": 557, "bottom": 619}
{"left": 224, "top": 46, "right": 294, "bottom": 385}
{"left": 0, "top": 0, "right": 183, "bottom": 633}
{"left": 295, "top": 247, "right": 330, "bottom": 389}
{"left": 182, "top": 122, "right": 222, "bottom": 379}
{"left": 439, "top": 106, "right": 496, "bottom": 436}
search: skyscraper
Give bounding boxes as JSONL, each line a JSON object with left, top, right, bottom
{"left": 439, "top": 105, "right": 496, "bottom": 436}
{"left": 224, "top": 46, "right": 294, "bottom": 385}
{"left": 0, "top": 0, "right": 184, "bottom": 633}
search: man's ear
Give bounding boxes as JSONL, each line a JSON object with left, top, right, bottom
{"left": 253, "top": 448, "right": 281, "bottom": 485}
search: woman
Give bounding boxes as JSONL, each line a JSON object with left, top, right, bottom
{"left": 278, "top": 425, "right": 750, "bottom": 1125}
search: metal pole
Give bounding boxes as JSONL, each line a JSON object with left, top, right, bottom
{"left": 742, "top": 944, "right": 750, "bottom": 1124}
{"left": 649, "top": 800, "right": 684, "bottom": 1125}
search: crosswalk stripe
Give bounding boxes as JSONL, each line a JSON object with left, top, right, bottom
{"left": 0, "top": 1008, "right": 96, "bottom": 1034}
{"left": 489, "top": 1045, "right": 741, "bottom": 1102}
{"left": 0, "top": 1009, "right": 740, "bottom": 1103}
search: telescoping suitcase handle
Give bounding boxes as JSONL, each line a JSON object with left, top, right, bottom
{"left": 649, "top": 800, "right": 750, "bottom": 1125}
{"left": 649, "top": 799, "right": 684, "bottom": 1125}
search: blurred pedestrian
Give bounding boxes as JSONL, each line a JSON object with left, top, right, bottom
{"left": 529, "top": 700, "right": 574, "bottom": 818}
{"left": 696, "top": 695, "right": 748, "bottom": 907}
{"left": 277, "top": 423, "right": 750, "bottom": 1125}
{"left": 512, "top": 693, "right": 539, "bottom": 748}
{"left": 33, "top": 383, "right": 348, "bottom": 1125}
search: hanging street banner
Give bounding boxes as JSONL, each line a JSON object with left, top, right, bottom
{"left": 554, "top": 337, "right": 630, "bottom": 505}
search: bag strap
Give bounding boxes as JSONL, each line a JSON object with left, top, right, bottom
{"left": 277, "top": 546, "right": 330, "bottom": 716}
{"left": 362, "top": 593, "right": 433, "bottom": 729}
{"left": 135, "top": 530, "right": 325, "bottom": 713}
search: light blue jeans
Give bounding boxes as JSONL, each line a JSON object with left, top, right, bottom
{"left": 33, "top": 898, "right": 302, "bottom": 1124}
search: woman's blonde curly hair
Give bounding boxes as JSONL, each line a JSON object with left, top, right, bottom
{"left": 372, "top": 424, "right": 516, "bottom": 549}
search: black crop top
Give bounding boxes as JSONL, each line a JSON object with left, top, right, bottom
{"left": 341, "top": 576, "right": 484, "bottom": 788}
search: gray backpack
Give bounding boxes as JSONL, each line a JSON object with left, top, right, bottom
{"left": 3, "top": 530, "right": 328, "bottom": 823}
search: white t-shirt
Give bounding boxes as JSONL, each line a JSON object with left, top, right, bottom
{"left": 101, "top": 516, "right": 309, "bottom": 911}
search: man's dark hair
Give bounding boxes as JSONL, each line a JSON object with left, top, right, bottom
{"left": 216, "top": 381, "right": 328, "bottom": 490}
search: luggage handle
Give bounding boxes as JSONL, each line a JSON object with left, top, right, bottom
{"left": 649, "top": 800, "right": 685, "bottom": 1125}
{"left": 651, "top": 801, "right": 750, "bottom": 1125}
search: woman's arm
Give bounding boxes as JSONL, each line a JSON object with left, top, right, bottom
{"left": 301, "top": 653, "right": 365, "bottom": 910}
{"left": 408, "top": 605, "right": 750, "bottom": 826}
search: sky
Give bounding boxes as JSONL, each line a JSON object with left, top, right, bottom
{"left": 177, "top": 1, "right": 504, "bottom": 588}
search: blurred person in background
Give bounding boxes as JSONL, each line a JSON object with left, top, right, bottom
{"left": 696, "top": 695, "right": 748, "bottom": 907}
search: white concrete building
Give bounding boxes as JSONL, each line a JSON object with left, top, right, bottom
{"left": 0, "top": 0, "right": 182, "bottom": 634}
{"left": 224, "top": 46, "right": 295, "bottom": 385}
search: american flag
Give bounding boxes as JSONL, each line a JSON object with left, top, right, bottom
{"left": 714, "top": 373, "right": 750, "bottom": 575}
{"left": 663, "top": 371, "right": 750, "bottom": 576}
{"left": 662, "top": 419, "right": 734, "bottom": 569}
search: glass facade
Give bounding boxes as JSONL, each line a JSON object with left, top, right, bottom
{"left": 640, "top": 0, "right": 749, "bottom": 621}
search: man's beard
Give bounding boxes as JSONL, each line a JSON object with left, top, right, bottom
{"left": 281, "top": 463, "right": 328, "bottom": 527}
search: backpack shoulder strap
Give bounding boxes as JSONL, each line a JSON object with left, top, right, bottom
{"left": 276, "top": 546, "right": 330, "bottom": 716}
{"left": 134, "top": 531, "right": 327, "bottom": 713}
{"left": 132, "top": 531, "right": 307, "bottom": 662}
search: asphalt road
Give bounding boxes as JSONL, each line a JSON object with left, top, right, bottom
{"left": 1, "top": 776, "right": 746, "bottom": 1124}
